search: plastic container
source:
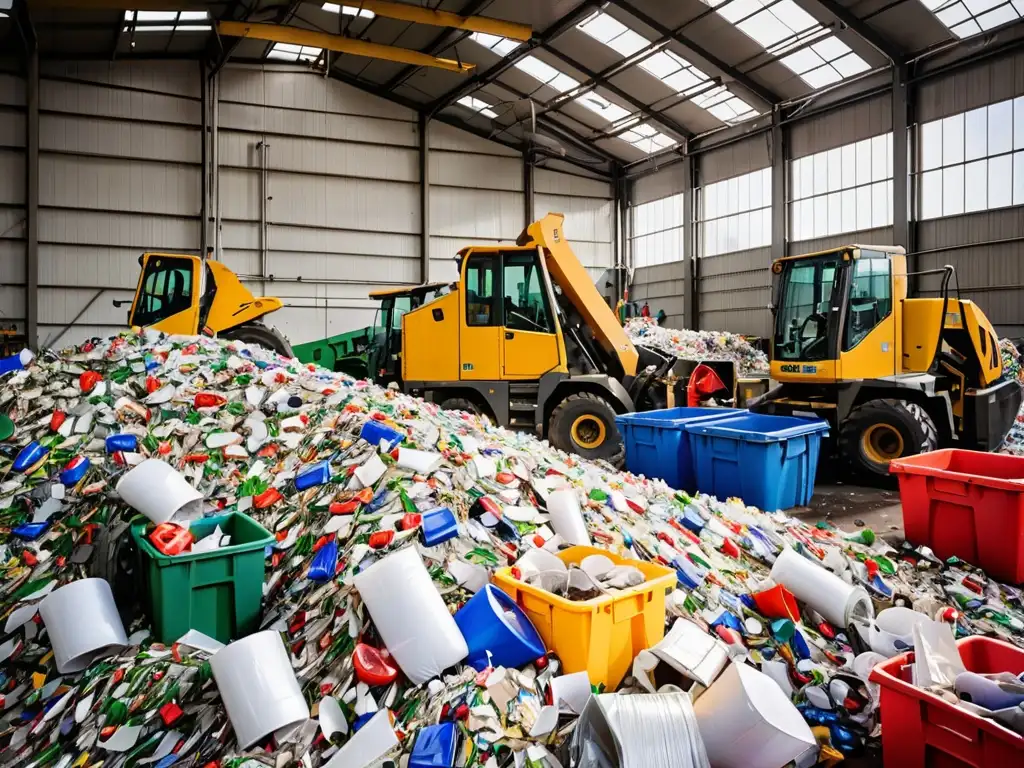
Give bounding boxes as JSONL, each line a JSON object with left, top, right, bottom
{"left": 889, "top": 449, "right": 1024, "bottom": 583}
{"left": 615, "top": 407, "right": 744, "bottom": 492}
{"left": 210, "top": 630, "right": 310, "bottom": 750}
{"left": 493, "top": 545, "right": 676, "bottom": 688}
{"left": 869, "top": 636, "right": 1024, "bottom": 767}
{"left": 39, "top": 578, "right": 128, "bottom": 674}
{"left": 409, "top": 722, "right": 459, "bottom": 768}
{"left": 685, "top": 413, "right": 829, "bottom": 511}
{"left": 131, "top": 511, "right": 274, "bottom": 644}
{"left": 454, "top": 584, "right": 545, "bottom": 670}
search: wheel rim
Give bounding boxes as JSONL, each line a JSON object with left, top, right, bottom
{"left": 861, "top": 424, "right": 904, "bottom": 463}
{"left": 571, "top": 415, "right": 606, "bottom": 449}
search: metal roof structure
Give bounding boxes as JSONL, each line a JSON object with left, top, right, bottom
{"left": 6, "top": 0, "right": 1024, "bottom": 178}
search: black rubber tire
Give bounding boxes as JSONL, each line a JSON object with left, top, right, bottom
{"left": 840, "top": 398, "right": 939, "bottom": 487}
{"left": 223, "top": 322, "right": 294, "bottom": 358}
{"left": 548, "top": 392, "right": 625, "bottom": 467}
{"left": 439, "top": 397, "right": 480, "bottom": 415}
{"left": 89, "top": 518, "right": 139, "bottom": 626}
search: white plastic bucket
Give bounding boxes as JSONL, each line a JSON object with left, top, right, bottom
{"left": 353, "top": 546, "right": 468, "bottom": 684}
{"left": 694, "top": 662, "right": 817, "bottom": 768}
{"left": 769, "top": 547, "right": 874, "bottom": 628}
{"left": 210, "top": 631, "right": 311, "bottom": 749}
{"left": 39, "top": 578, "right": 128, "bottom": 674}
{"left": 869, "top": 607, "right": 930, "bottom": 658}
{"left": 115, "top": 458, "right": 204, "bottom": 525}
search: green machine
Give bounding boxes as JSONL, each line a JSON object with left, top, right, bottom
{"left": 292, "top": 282, "right": 450, "bottom": 382}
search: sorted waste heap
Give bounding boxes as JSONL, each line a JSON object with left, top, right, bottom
{"left": 999, "top": 338, "right": 1024, "bottom": 456}
{"left": 624, "top": 317, "right": 770, "bottom": 377}
{"left": 1, "top": 330, "right": 1023, "bottom": 768}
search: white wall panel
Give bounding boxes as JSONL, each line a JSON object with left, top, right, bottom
{"left": 429, "top": 122, "right": 518, "bottom": 156}
{"left": 431, "top": 187, "right": 522, "bottom": 239}
{"left": 41, "top": 79, "right": 200, "bottom": 126}
{"left": 535, "top": 168, "right": 610, "bottom": 198}
{"left": 41, "top": 114, "right": 199, "bottom": 164}
{"left": 1, "top": 67, "right": 29, "bottom": 337}
{"left": 431, "top": 152, "right": 522, "bottom": 191}
{"left": 534, "top": 189, "right": 615, "bottom": 270}
{"left": 0, "top": 151, "right": 25, "bottom": 204}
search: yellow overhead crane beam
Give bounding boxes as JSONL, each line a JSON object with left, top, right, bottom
{"left": 28, "top": 0, "right": 532, "bottom": 41}
{"left": 354, "top": 1, "right": 531, "bottom": 41}
{"left": 216, "top": 20, "right": 475, "bottom": 74}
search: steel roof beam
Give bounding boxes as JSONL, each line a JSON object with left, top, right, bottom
{"left": 358, "top": 0, "right": 531, "bottom": 41}
{"left": 217, "top": 19, "right": 476, "bottom": 73}
{"left": 426, "top": 0, "right": 602, "bottom": 117}
{"left": 808, "top": 0, "right": 904, "bottom": 63}
{"left": 540, "top": 45, "right": 693, "bottom": 140}
{"left": 606, "top": 0, "right": 781, "bottom": 107}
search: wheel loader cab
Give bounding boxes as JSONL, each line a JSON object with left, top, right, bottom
{"left": 129, "top": 253, "right": 203, "bottom": 335}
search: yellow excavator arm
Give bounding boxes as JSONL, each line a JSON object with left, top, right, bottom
{"left": 518, "top": 214, "right": 639, "bottom": 378}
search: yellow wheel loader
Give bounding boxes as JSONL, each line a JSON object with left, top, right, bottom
{"left": 371, "top": 214, "right": 676, "bottom": 465}
{"left": 755, "top": 245, "right": 1022, "bottom": 485}
{"left": 116, "top": 252, "right": 293, "bottom": 357}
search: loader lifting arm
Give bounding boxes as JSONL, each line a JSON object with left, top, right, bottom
{"left": 517, "top": 214, "right": 639, "bottom": 379}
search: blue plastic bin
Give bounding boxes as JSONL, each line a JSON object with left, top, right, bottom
{"left": 685, "top": 413, "right": 829, "bottom": 511}
{"left": 409, "top": 722, "right": 459, "bottom": 768}
{"left": 615, "top": 407, "right": 745, "bottom": 492}
{"left": 454, "top": 585, "right": 546, "bottom": 670}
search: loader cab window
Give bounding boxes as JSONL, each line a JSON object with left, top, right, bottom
{"left": 843, "top": 254, "right": 892, "bottom": 351}
{"left": 774, "top": 254, "right": 842, "bottom": 362}
{"left": 503, "top": 251, "right": 553, "bottom": 333}
{"left": 131, "top": 256, "right": 194, "bottom": 327}
{"left": 465, "top": 255, "right": 496, "bottom": 326}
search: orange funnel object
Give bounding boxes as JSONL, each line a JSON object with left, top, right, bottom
{"left": 687, "top": 363, "right": 727, "bottom": 407}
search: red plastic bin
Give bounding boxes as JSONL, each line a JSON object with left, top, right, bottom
{"left": 889, "top": 449, "right": 1024, "bottom": 583}
{"left": 869, "top": 636, "right": 1024, "bottom": 768}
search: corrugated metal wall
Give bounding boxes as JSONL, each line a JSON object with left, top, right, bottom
{"left": 534, "top": 162, "right": 614, "bottom": 280}
{"left": 218, "top": 64, "right": 420, "bottom": 343}
{"left": 631, "top": 167, "right": 687, "bottom": 326}
{"left": 428, "top": 122, "right": 523, "bottom": 283}
{"left": 36, "top": 61, "right": 202, "bottom": 347}
{"left": 697, "top": 137, "right": 772, "bottom": 336}
{"left": 0, "top": 61, "right": 26, "bottom": 338}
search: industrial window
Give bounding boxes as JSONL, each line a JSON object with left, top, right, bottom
{"left": 267, "top": 43, "right": 324, "bottom": 62}
{"left": 843, "top": 254, "right": 892, "bottom": 352}
{"left": 577, "top": 11, "right": 758, "bottom": 125}
{"left": 130, "top": 256, "right": 194, "bottom": 328}
{"left": 464, "top": 255, "right": 496, "bottom": 327}
{"left": 698, "top": 168, "right": 772, "bottom": 257}
{"left": 790, "top": 133, "right": 894, "bottom": 240}
{"left": 122, "top": 10, "right": 211, "bottom": 32}
{"left": 701, "top": 0, "right": 870, "bottom": 89}
{"left": 630, "top": 194, "right": 685, "bottom": 268}
{"left": 916, "top": 96, "right": 1024, "bottom": 220}
{"left": 917, "top": 0, "right": 1021, "bottom": 40}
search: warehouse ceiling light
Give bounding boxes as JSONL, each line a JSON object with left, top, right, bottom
{"left": 457, "top": 95, "right": 499, "bottom": 118}
{"left": 576, "top": 11, "right": 757, "bottom": 125}
{"left": 322, "top": 3, "right": 375, "bottom": 19}
{"left": 123, "top": 10, "right": 211, "bottom": 32}
{"left": 701, "top": 0, "right": 870, "bottom": 89}
{"left": 267, "top": 42, "right": 324, "bottom": 62}
{"left": 917, "top": 0, "right": 1022, "bottom": 39}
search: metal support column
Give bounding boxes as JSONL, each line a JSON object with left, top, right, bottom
{"left": 200, "top": 60, "right": 209, "bottom": 258}
{"left": 612, "top": 167, "right": 623, "bottom": 300}
{"left": 26, "top": 43, "right": 39, "bottom": 348}
{"left": 683, "top": 153, "right": 697, "bottom": 330}
{"left": 892, "top": 63, "right": 912, "bottom": 257}
{"left": 771, "top": 110, "right": 786, "bottom": 261}
{"left": 419, "top": 112, "right": 431, "bottom": 284}
{"left": 523, "top": 149, "right": 535, "bottom": 228}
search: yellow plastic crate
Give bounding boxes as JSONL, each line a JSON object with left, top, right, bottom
{"left": 492, "top": 545, "right": 676, "bottom": 688}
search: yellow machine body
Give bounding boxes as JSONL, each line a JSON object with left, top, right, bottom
{"left": 128, "top": 253, "right": 283, "bottom": 336}
{"left": 762, "top": 244, "right": 1020, "bottom": 482}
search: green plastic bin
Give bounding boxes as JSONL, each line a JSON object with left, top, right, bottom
{"left": 131, "top": 511, "right": 273, "bottom": 644}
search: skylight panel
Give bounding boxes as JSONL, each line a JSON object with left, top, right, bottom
{"left": 267, "top": 42, "right": 323, "bottom": 62}
{"left": 578, "top": 11, "right": 648, "bottom": 56}
{"left": 918, "top": 0, "right": 1023, "bottom": 38}
{"left": 322, "top": 3, "right": 375, "bottom": 17}
{"left": 621, "top": 122, "right": 679, "bottom": 154}
{"left": 576, "top": 93, "right": 631, "bottom": 122}
{"left": 123, "top": 10, "right": 211, "bottom": 31}
{"left": 692, "top": 86, "right": 759, "bottom": 122}
{"left": 703, "top": 0, "right": 871, "bottom": 88}
{"left": 457, "top": 96, "right": 498, "bottom": 119}
{"left": 470, "top": 32, "right": 521, "bottom": 57}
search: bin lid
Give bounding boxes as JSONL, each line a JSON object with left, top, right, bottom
{"left": 685, "top": 412, "right": 830, "bottom": 443}
{"left": 615, "top": 407, "right": 745, "bottom": 427}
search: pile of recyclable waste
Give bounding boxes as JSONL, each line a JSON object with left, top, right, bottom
{"left": 1, "top": 330, "right": 1022, "bottom": 768}
{"left": 999, "top": 338, "right": 1024, "bottom": 456}
{"left": 624, "top": 317, "right": 770, "bottom": 377}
